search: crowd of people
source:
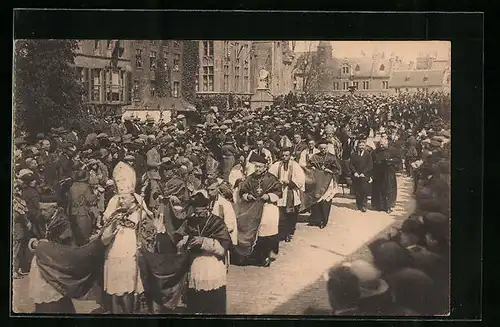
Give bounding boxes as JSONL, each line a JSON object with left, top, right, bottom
{"left": 12, "top": 90, "right": 450, "bottom": 315}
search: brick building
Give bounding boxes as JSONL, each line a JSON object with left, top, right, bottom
{"left": 75, "top": 40, "right": 185, "bottom": 114}
{"left": 74, "top": 40, "right": 133, "bottom": 114}
{"left": 388, "top": 69, "right": 450, "bottom": 94}
{"left": 129, "top": 40, "right": 183, "bottom": 105}
{"left": 250, "top": 41, "right": 295, "bottom": 96}
{"left": 196, "top": 41, "right": 252, "bottom": 97}
{"left": 315, "top": 41, "right": 395, "bottom": 95}
{"left": 196, "top": 40, "right": 295, "bottom": 98}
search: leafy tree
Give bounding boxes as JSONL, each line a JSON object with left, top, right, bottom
{"left": 13, "top": 40, "right": 85, "bottom": 136}
{"left": 182, "top": 40, "right": 199, "bottom": 103}
{"left": 292, "top": 42, "right": 322, "bottom": 96}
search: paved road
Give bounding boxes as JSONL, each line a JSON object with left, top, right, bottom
{"left": 12, "top": 176, "right": 414, "bottom": 315}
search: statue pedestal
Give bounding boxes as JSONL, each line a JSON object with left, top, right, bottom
{"left": 250, "top": 88, "right": 274, "bottom": 111}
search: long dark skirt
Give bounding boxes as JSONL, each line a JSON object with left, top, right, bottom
{"left": 186, "top": 286, "right": 226, "bottom": 314}
{"left": 278, "top": 206, "right": 299, "bottom": 240}
{"left": 107, "top": 293, "right": 148, "bottom": 314}
{"left": 309, "top": 200, "right": 332, "bottom": 227}
{"left": 34, "top": 297, "right": 76, "bottom": 314}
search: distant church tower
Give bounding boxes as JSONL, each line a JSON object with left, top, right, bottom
{"left": 317, "top": 41, "right": 333, "bottom": 65}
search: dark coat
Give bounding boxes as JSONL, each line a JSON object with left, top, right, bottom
{"left": 67, "top": 181, "right": 98, "bottom": 246}
{"left": 349, "top": 150, "right": 374, "bottom": 195}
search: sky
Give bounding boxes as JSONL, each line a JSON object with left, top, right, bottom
{"left": 292, "top": 41, "right": 450, "bottom": 61}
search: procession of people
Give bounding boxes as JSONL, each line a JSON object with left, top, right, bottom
{"left": 13, "top": 90, "right": 450, "bottom": 315}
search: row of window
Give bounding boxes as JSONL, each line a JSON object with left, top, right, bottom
{"left": 341, "top": 64, "right": 386, "bottom": 75}
{"left": 79, "top": 68, "right": 129, "bottom": 103}
{"left": 138, "top": 80, "right": 180, "bottom": 98}
{"left": 395, "top": 87, "right": 430, "bottom": 93}
{"left": 78, "top": 67, "right": 180, "bottom": 103}
{"left": 331, "top": 80, "right": 389, "bottom": 90}
{"left": 135, "top": 49, "right": 180, "bottom": 71}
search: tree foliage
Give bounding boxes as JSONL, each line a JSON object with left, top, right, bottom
{"left": 14, "top": 40, "right": 85, "bottom": 135}
{"left": 292, "top": 45, "right": 322, "bottom": 95}
{"left": 182, "top": 40, "right": 199, "bottom": 103}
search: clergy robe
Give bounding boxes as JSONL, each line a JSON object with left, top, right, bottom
{"left": 305, "top": 152, "right": 341, "bottom": 227}
{"left": 371, "top": 146, "right": 401, "bottom": 211}
{"left": 233, "top": 172, "right": 282, "bottom": 259}
{"left": 268, "top": 160, "right": 306, "bottom": 239}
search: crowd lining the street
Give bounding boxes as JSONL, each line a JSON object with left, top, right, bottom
{"left": 13, "top": 91, "right": 450, "bottom": 315}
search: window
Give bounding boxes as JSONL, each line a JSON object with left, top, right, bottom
{"left": 162, "top": 51, "right": 169, "bottom": 70}
{"left": 423, "top": 75, "right": 429, "bottom": 82}
{"left": 173, "top": 82, "right": 180, "bottom": 97}
{"left": 126, "top": 73, "right": 132, "bottom": 102}
{"left": 223, "top": 64, "right": 229, "bottom": 92}
{"left": 352, "top": 81, "right": 359, "bottom": 89}
{"left": 405, "top": 88, "right": 409, "bottom": 92}
{"left": 382, "top": 81, "right": 389, "bottom": 89}
{"left": 404, "top": 75, "right": 411, "bottom": 82}
{"left": 133, "top": 80, "right": 140, "bottom": 99}
{"left": 244, "top": 67, "right": 249, "bottom": 76}
{"left": 90, "top": 69, "right": 101, "bottom": 102}
{"left": 223, "top": 41, "right": 229, "bottom": 58}
{"left": 395, "top": 88, "right": 400, "bottom": 93}
{"left": 195, "top": 74, "right": 199, "bottom": 92}
{"left": 333, "top": 82, "right": 339, "bottom": 90}
{"left": 342, "top": 66, "right": 350, "bottom": 75}
{"left": 203, "top": 41, "right": 214, "bottom": 57}
{"left": 342, "top": 81, "right": 349, "bottom": 90}
{"left": 81, "top": 68, "right": 89, "bottom": 100}
{"left": 135, "top": 49, "right": 143, "bottom": 68}
{"left": 380, "top": 64, "right": 385, "bottom": 71}
{"left": 106, "top": 70, "right": 121, "bottom": 102}
{"left": 94, "top": 40, "right": 101, "bottom": 55}
{"left": 223, "top": 75, "right": 229, "bottom": 92}
{"left": 244, "top": 76, "right": 249, "bottom": 93}
{"left": 202, "top": 66, "right": 214, "bottom": 91}
{"left": 235, "top": 75, "right": 240, "bottom": 92}
{"left": 173, "top": 54, "right": 180, "bottom": 71}
{"left": 149, "top": 51, "right": 157, "bottom": 71}
{"left": 355, "top": 65, "right": 360, "bottom": 72}
{"left": 363, "top": 81, "right": 370, "bottom": 90}
{"left": 150, "top": 80, "right": 156, "bottom": 97}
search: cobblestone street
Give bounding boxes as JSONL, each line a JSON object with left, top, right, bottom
{"left": 12, "top": 177, "right": 414, "bottom": 315}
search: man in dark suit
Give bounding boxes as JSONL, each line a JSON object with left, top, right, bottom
{"left": 349, "top": 138, "right": 373, "bottom": 212}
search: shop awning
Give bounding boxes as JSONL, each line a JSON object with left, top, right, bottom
{"left": 123, "top": 97, "right": 196, "bottom": 111}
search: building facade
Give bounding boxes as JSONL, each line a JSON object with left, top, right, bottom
{"left": 196, "top": 40, "right": 253, "bottom": 96}
{"left": 75, "top": 40, "right": 185, "bottom": 113}
{"left": 315, "top": 42, "right": 394, "bottom": 95}
{"left": 388, "top": 69, "right": 450, "bottom": 94}
{"left": 75, "top": 40, "right": 133, "bottom": 113}
{"left": 129, "top": 40, "right": 183, "bottom": 104}
{"left": 196, "top": 40, "right": 295, "bottom": 98}
{"left": 250, "top": 41, "right": 295, "bottom": 96}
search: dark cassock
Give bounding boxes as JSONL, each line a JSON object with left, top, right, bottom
{"left": 175, "top": 191, "right": 232, "bottom": 314}
{"left": 27, "top": 204, "right": 107, "bottom": 314}
{"left": 305, "top": 142, "right": 341, "bottom": 229}
{"left": 349, "top": 139, "right": 373, "bottom": 212}
{"left": 233, "top": 152, "right": 282, "bottom": 267}
{"left": 371, "top": 139, "right": 401, "bottom": 213}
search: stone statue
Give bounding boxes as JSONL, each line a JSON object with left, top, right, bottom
{"left": 258, "top": 69, "right": 269, "bottom": 89}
